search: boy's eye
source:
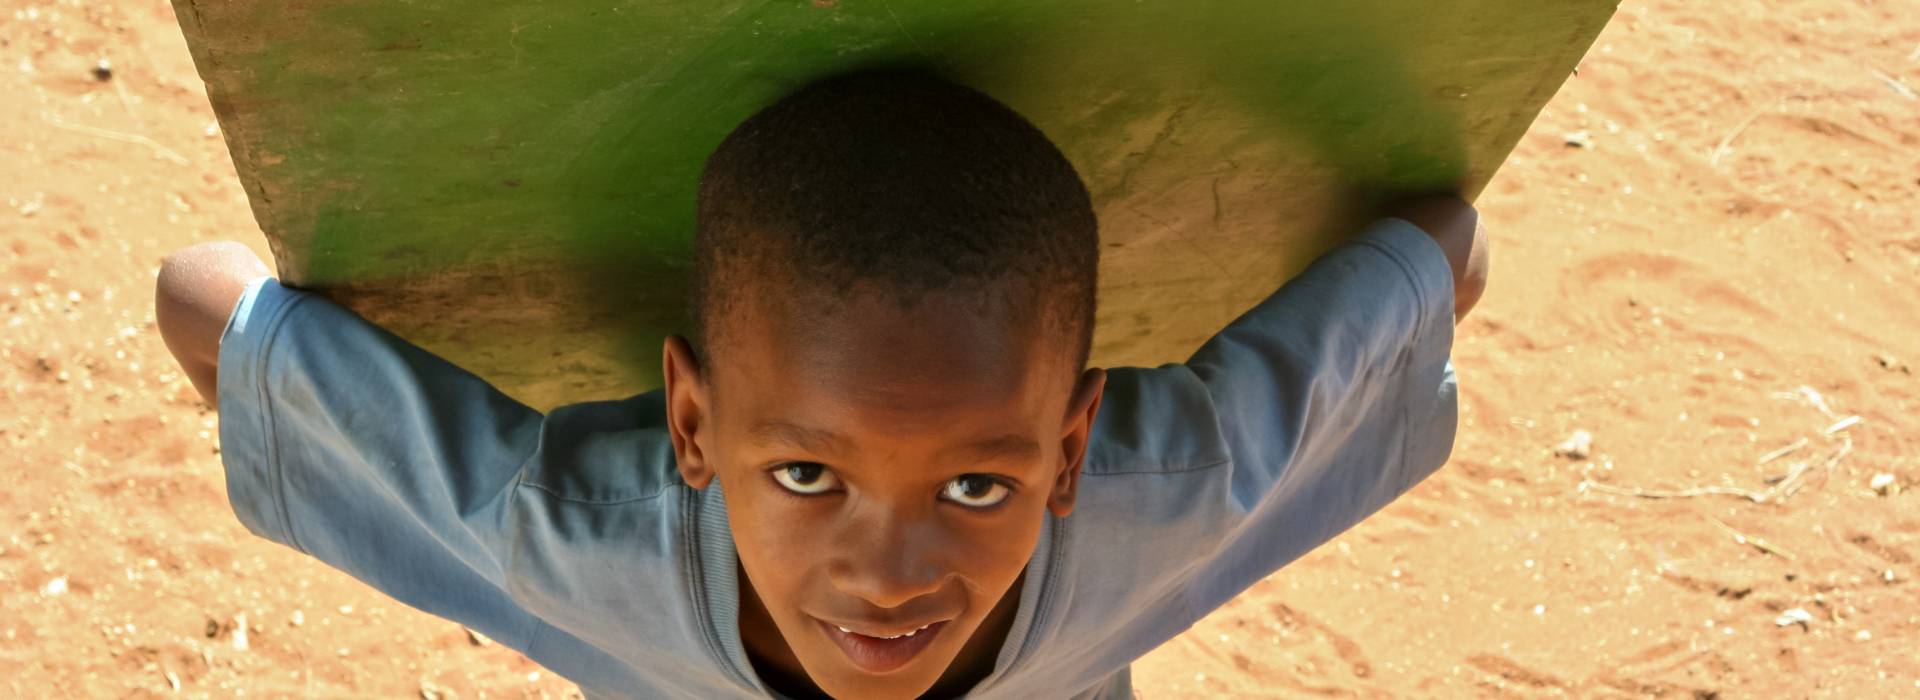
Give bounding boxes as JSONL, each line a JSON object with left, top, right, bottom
{"left": 770, "top": 462, "right": 840, "bottom": 495}
{"left": 941, "top": 474, "right": 1011, "bottom": 508}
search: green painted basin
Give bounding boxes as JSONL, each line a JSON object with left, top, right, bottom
{"left": 174, "top": 0, "right": 1614, "bottom": 410}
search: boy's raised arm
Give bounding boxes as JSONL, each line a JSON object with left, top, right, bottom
{"left": 1151, "top": 199, "right": 1478, "bottom": 612}
{"left": 155, "top": 240, "right": 270, "bottom": 407}
{"left": 151, "top": 243, "right": 562, "bottom": 659}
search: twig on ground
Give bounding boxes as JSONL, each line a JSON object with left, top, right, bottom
{"left": 1822, "top": 438, "right": 1853, "bottom": 475}
{"left": 1577, "top": 394, "right": 1860, "bottom": 506}
{"left": 1709, "top": 108, "right": 1772, "bottom": 167}
{"left": 1771, "top": 457, "right": 1820, "bottom": 500}
{"left": 1577, "top": 481, "right": 1769, "bottom": 503}
{"left": 112, "top": 76, "right": 142, "bottom": 124}
{"left": 1756, "top": 438, "right": 1808, "bottom": 468}
{"left": 1580, "top": 440, "right": 1852, "bottom": 505}
{"left": 1762, "top": 456, "right": 1813, "bottom": 487}
{"left": 1824, "top": 415, "right": 1861, "bottom": 435}
{"left": 42, "top": 114, "right": 189, "bottom": 165}
{"left": 1869, "top": 67, "right": 1917, "bottom": 101}
{"left": 1790, "top": 385, "right": 1839, "bottom": 419}
{"left": 1707, "top": 516, "right": 1796, "bottom": 560}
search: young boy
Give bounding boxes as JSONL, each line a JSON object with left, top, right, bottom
{"left": 157, "top": 70, "right": 1486, "bottom": 699}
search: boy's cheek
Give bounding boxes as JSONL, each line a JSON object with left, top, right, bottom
{"left": 725, "top": 482, "right": 841, "bottom": 623}
{"left": 719, "top": 475, "right": 808, "bottom": 571}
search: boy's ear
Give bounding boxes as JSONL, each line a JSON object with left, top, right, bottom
{"left": 663, "top": 335, "right": 715, "bottom": 490}
{"left": 1048, "top": 367, "right": 1106, "bottom": 518}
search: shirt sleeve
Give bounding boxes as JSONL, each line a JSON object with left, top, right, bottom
{"left": 1176, "top": 217, "right": 1459, "bottom": 608}
{"left": 216, "top": 277, "right": 547, "bottom": 648}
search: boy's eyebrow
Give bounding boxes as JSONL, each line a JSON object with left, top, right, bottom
{"left": 948, "top": 433, "right": 1043, "bottom": 465}
{"left": 750, "top": 421, "right": 850, "bottom": 455}
{"left": 748, "top": 421, "right": 1042, "bottom": 464}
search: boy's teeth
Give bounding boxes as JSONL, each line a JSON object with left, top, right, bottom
{"left": 836, "top": 623, "right": 932, "bottom": 639}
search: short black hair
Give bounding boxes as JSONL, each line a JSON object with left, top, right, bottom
{"left": 689, "top": 68, "right": 1099, "bottom": 375}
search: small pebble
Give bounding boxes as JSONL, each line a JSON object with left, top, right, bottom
{"left": 1774, "top": 608, "right": 1813, "bottom": 629}
{"left": 1554, "top": 430, "right": 1594, "bottom": 460}
{"left": 91, "top": 58, "right": 111, "bottom": 82}
{"left": 1870, "top": 473, "right": 1898, "bottom": 496}
{"left": 41, "top": 576, "right": 67, "bottom": 597}
{"left": 232, "top": 613, "right": 249, "bottom": 651}
{"left": 1563, "top": 130, "right": 1594, "bottom": 149}
{"left": 419, "top": 680, "right": 454, "bottom": 700}
{"left": 1877, "top": 354, "right": 1911, "bottom": 374}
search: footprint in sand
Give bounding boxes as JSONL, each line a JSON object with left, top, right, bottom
{"left": 1266, "top": 602, "right": 1374, "bottom": 680}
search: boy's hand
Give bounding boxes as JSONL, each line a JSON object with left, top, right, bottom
{"left": 156, "top": 241, "right": 271, "bottom": 408}
{"left": 1384, "top": 195, "right": 1489, "bottom": 323}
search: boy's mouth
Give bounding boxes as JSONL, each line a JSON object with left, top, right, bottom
{"left": 815, "top": 618, "right": 948, "bottom": 673}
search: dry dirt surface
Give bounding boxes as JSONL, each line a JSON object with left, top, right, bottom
{"left": 3, "top": 0, "right": 1917, "bottom": 698}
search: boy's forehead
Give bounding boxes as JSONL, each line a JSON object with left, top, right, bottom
{"left": 746, "top": 417, "right": 1044, "bottom": 465}
{"left": 711, "top": 288, "right": 1067, "bottom": 428}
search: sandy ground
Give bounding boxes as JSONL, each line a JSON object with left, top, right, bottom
{"left": 3, "top": 0, "right": 1917, "bottom": 697}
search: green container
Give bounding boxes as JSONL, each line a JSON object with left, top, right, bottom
{"left": 174, "top": 0, "right": 1614, "bottom": 410}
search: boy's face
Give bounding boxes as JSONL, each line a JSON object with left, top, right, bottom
{"left": 663, "top": 289, "right": 1105, "bottom": 700}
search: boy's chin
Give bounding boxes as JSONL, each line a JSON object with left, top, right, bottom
{"left": 804, "top": 663, "right": 945, "bottom": 700}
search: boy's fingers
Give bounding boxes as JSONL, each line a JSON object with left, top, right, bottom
{"left": 1384, "top": 195, "right": 1476, "bottom": 247}
{"left": 1380, "top": 195, "right": 1483, "bottom": 322}
{"left": 1455, "top": 215, "right": 1490, "bottom": 322}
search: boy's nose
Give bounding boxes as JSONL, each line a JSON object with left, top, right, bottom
{"left": 825, "top": 514, "right": 948, "bottom": 609}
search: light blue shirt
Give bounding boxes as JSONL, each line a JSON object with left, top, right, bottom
{"left": 217, "top": 218, "right": 1457, "bottom": 699}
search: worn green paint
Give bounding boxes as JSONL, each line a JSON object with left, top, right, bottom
{"left": 174, "top": 0, "right": 1614, "bottom": 410}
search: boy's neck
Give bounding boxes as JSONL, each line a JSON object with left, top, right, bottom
{"left": 737, "top": 564, "right": 1023, "bottom": 699}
